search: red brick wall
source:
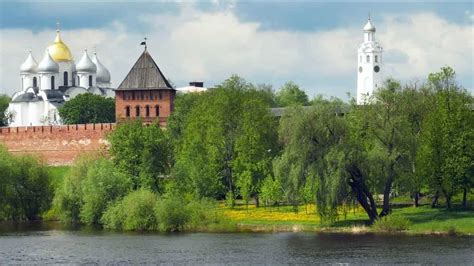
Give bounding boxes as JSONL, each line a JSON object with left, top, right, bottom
{"left": 0, "top": 123, "right": 116, "bottom": 166}
{"left": 115, "top": 90, "right": 175, "bottom": 126}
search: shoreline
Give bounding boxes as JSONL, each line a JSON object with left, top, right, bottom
{"left": 1, "top": 220, "right": 472, "bottom": 237}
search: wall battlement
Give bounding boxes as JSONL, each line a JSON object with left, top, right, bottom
{"left": 0, "top": 123, "right": 116, "bottom": 165}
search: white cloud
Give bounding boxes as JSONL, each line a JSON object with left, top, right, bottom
{"left": 0, "top": 7, "right": 472, "bottom": 99}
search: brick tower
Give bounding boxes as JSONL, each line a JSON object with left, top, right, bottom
{"left": 115, "top": 47, "right": 175, "bottom": 126}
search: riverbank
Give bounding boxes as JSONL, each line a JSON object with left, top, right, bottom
{"left": 41, "top": 166, "right": 474, "bottom": 236}
{"left": 220, "top": 203, "right": 474, "bottom": 236}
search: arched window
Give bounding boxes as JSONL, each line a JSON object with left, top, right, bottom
{"left": 366, "top": 55, "right": 370, "bottom": 63}
{"left": 125, "top": 106, "right": 130, "bottom": 117}
{"left": 33, "top": 77, "right": 37, "bottom": 87}
{"left": 155, "top": 105, "right": 159, "bottom": 117}
{"left": 89, "top": 75, "right": 93, "bottom": 87}
{"left": 135, "top": 106, "right": 140, "bottom": 117}
{"left": 51, "top": 76, "right": 55, "bottom": 90}
{"left": 145, "top": 105, "right": 150, "bottom": 117}
{"left": 374, "top": 55, "right": 378, "bottom": 63}
{"left": 158, "top": 91, "right": 163, "bottom": 100}
{"left": 64, "top": 71, "right": 68, "bottom": 86}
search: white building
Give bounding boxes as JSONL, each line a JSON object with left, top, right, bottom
{"left": 176, "top": 81, "right": 208, "bottom": 94}
{"left": 357, "top": 16, "right": 383, "bottom": 104}
{"left": 7, "top": 28, "right": 114, "bottom": 127}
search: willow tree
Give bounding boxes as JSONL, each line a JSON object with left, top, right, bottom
{"left": 274, "top": 99, "right": 350, "bottom": 221}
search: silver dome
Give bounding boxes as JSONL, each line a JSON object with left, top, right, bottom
{"left": 92, "top": 52, "right": 111, "bottom": 83}
{"left": 20, "top": 51, "right": 38, "bottom": 74}
{"left": 38, "top": 50, "right": 59, "bottom": 73}
{"left": 76, "top": 49, "right": 97, "bottom": 73}
{"left": 363, "top": 19, "right": 376, "bottom": 32}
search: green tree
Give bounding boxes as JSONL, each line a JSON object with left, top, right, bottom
{"left": 0, "top": 146, "right": 52, "bottom": 221}
{"left": 350, "top": 79, "right": 413, "bottom": 217}
{"left": 107, "top": 120, "right": 172, "bottom": 192}
{"left": 53, "top": 155, "right": 132, "bottom": 224}
{"left": 417, "top": 67, "right": 473, "bottom": 208}
{"left": 0, "top": 95, "right": 10, "bottom": 126}
{"left": 172, "top": 75, "right": 278, "bottom": 199}
{"left": 274, "top": 99, "right": 349, "bottom": 221}
{"left": 397, "top": 84, "right": 434, "bottom": 207}
{"left": 276, "top": 81, "right": 309, "bottom": 107}
{"left": 58, "top": 93, "right": 115, "bottom": 124}
{"left": 260, "top": 175, "right": 283, "bottom": 208}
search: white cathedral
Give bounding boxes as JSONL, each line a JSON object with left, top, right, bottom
{"left": 7, "top": 28, "right": 114, "bottom": 127}
{"left": 357, "top": 16, "right": 383, "bottom": 104}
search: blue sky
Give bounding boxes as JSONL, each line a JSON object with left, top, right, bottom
{"left": 0, "top": 1, "right": 472, "bottom": 99}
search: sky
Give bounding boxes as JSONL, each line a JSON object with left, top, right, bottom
{"left": 0, "top": 1, "right": 472, "bottom": 100}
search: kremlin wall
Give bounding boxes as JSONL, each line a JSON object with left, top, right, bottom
{"left": 0, "top": 123, "right": 115, "bottom": 165}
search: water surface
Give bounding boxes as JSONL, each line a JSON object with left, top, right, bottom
{"left": 0, "top": 222, "right": 472, "bottom": 264}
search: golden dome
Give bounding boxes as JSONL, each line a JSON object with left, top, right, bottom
{"left": 47, "top": 31, "right": 73, "bottom": 62}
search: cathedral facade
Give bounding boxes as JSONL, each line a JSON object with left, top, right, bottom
{"left": 357, "top": 16, "right": 383, "bottom": 104}
{"left": 7, "top": 28, "right": 114, "bottom": 127}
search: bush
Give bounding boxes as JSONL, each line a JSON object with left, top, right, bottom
{"left": 53, "top": 155, "right": 132, "bottom": 224}
{"left": 186, "top": 198, "right": 221, "bottom": 228}
{"left": 0, "top": 146, "right": 52, "bottom": 221}
{"left": 155, "top": 196, "right": 189, "bottom": 232}
{"left": 102, "top": 189, "right": 158, "bottom": 231}
{"left": 373, "top": 215, "right": 412, "bottom": 232}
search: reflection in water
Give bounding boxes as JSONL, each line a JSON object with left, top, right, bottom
{"left": 0, "top": 222, "right": 473, "bottom": 264}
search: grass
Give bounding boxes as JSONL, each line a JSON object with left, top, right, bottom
{"left": 220, "top": 200, "right": 474, "bottom": 235}
{"left": 47, "top": 165, "right": 70, "bottom": 190}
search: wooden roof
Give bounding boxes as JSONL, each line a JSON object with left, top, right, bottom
{"left": 116, "top": 49, "right": 174, "bottom": 91}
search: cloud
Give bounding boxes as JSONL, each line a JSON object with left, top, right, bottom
{"left": 0, "top": 7, "right": 472, "bottom": 100}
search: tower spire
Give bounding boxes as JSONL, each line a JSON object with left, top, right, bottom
{"left": 56, "top": 21, "right": 60, "bottom": 33}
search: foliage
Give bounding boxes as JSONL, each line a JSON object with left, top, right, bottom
{"left": 274, "top": 99, "right": 349, "bottom": 221}
{"left": 186, "top": 198, "right": 222, "bottom": 228}
{"left": 275, "top": 81, "right": 309, "bottom": 107}
{"left": 417, "top": 67, "right": 473, "bottom": 208}
{"left": 155, "top": 195, "right": 190, "bottom": 232}
{"left": 171, "top": 75, "right": 278, "bottom": 199}
{"left": 58, "top": 93, "right": 115, "bottom": 124}
{"left": 260, "top": 175, "right": 283, "bottom": 207}
{"left": 53, "top": 155, "right": 132, "bottom": 224}
{"left": 102, "top": 188, "right": 158, "bottom": 231}
{"left": 0, "top": 94, "right": 10, "bottom": 126}
{"left": 0, "top": 146, "right": 52, "bottom": 221}
{"left": 373, "top": 215, "right": 412, "bottom": 232}
{"left": 107, "top": 119, "right": 172, "bottom": 192}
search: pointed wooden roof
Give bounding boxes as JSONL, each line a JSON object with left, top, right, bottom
{"left": 116, "top": 49, "right": 174, "bottom": 90}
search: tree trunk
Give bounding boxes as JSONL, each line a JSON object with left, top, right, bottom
{"left": 255, "top": 195, "right": 260, "bottom": 208}
{"left": 380, "top": 163, "right": 395, "bottom": 217}
{"left": 462, "top": 187, "right": 467, "bottom": 208}
{"left": 431, "top": 192, "right": 439, "bottom": 208}
{"left": 413, "top": 192, "right": 419, "bottom": 207}
{"left": 346, "top": 164, "right": 378, "bottom": 224}
{"left": 446, "top": 195, "right": 452, "bottom": 209}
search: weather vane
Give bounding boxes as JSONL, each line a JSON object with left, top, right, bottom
{"left": 140, "top": 37, "right": 147, "bottom": 50}
{"left": 56, "top": 21, "right": 60, "bottom": 32}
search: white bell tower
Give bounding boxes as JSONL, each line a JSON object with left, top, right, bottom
{"left": 357, "top": 15, "right": 383, "bottom": 104}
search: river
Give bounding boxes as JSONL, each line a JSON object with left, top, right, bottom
{"left": 0, "top": 222, "right": 472, "bottom": 264}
